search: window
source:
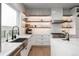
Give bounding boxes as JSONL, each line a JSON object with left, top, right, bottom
{"left": 1, "top": 3, "right": 17, "bottom": 42}
{"left": 2, "top": 3, "right": 17, "bottom": 26}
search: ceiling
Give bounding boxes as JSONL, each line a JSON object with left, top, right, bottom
{"left": 24, "top": 3, "right": 79, "bottom": 9}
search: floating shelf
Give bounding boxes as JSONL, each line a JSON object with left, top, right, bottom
{"left": 52, "top": 20, "right": 72, "bottom": 24}
{"left": 22, "top": 26, "right": 51, "bottom": 28}
{"left": 25, "top": 21, "right": 51, "bottom": 22}
{"left": 29, "top": 27, "right": 51, "bottom": 28}
{"left": 63, "top": 15, "right": 72, "bottom": 16}
{"left": 62, "top": 27, "right": 72, "bottom": 28}
{"left": 64, "top": 20, "right": 72, "bottom": 22}
{"left": 51, "top": 33, "right": 64, "bottom": 35}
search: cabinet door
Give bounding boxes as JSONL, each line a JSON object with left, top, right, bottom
{"left": 32, "top": 35, "right": 42, "bottom": 45}
{"left": 41, "top": 35, "right": 50, "bottom": 45}
{"left": 21, "top": 38, "right": 32, "bottom": 56}
{"left": 30, "top": 34, "right": 51, "bottom": 45}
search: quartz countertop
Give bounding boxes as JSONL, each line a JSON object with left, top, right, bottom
{"left": 0, "top": 42, "right": 22, "bottom": 56}
{"left": 1, "top": 34, "right": 32, "bottom": 42}
{"left": 0, "top": 34, "right": 32, "bottom": 56}
{"left": 51, "top": 38, "right": 79, "bottom": 56}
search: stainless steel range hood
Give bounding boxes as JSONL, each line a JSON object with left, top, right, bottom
{"left": 52, "top": 20, "right": 64, "bottom": 24}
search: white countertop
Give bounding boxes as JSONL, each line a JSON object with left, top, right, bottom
{"left": 0, "top": 34, "right": 32, "bottom": 56}
{"left": 0, "top": 42, "right": 22, "bottom": 56}
{"left": 1, "top": 34, "right": 32, "bottom": 42}
{"left": 51, "top": 38, "right": 79, "bottom": 56}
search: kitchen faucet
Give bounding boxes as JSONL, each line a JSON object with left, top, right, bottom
{"left": 12, "top": 26, "right": 19, "bottom": 40}
{"left": 65, "top": 32, "right": 69, "bottom": 41}
{"left": 6, "top": 32, "right": 9, "bottom": 42}
{"left": 62, "top": 31, "right": 70, "bottom": 41}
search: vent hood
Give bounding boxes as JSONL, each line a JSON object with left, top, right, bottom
{"left": 52, "top": 20, "right": 64, "bottom": 24}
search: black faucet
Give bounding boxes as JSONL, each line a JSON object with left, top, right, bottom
{"left": 12, "top": 26, "right": 19, "bottom": 40}
{"left": 65, "top": 32, "right": 69, "bottom": 41}
{"left": 6, "top": 32, "right": 9, "bottom": 42}
{"left": 62, "top": 31, "right": 70, "bottom": 41}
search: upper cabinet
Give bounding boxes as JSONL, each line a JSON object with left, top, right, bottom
{"left": 76, "top": 8, "right": 79, "bottom": 12}
{"left": 71, "top": 7, "right": 79, "bottom": 17}
{"left": 28, "top": 8, "right": 51, "bottom": 16}
{"left": 63, "top": 9, "right": 72, "bottom": 16}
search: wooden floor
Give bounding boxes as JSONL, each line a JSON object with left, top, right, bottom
{"left": 28, "top": 46, "right": 51, "bottom": 56}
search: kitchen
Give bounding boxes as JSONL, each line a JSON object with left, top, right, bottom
{"left": 0, "top": 3, "right": 79, "bottom": 56}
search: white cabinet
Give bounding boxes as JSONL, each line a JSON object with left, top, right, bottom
{"left": 21, "top": 34, "right": 51, "bottom": 56}
{"left": 51, "top": 38, "right": 79, "bottom": 56}
{"left": 21, "top": 38, "right": 32, "bottom": 56}
{"left": 29, "top": 9, "right": 51, "bottom": 16}
{"left": 71, "top": 7, "right": 79, "bottom": 37}
{"left": 31, "top": 34, "right": 50, "bottom": 45}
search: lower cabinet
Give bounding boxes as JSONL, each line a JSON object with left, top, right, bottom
{"left": 9, "top": 43, "right": 25, "bottom": 56}
{"left": 21, "top": 38, "right": 32, "bottom": 56}
{"left": 9, "top": 34, "right": 51, "bottom": 56}
{"left": 31, "top": 34, "right": 51, "bottom": 45}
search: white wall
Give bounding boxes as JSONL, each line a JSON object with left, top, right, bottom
{"left": 61, "top": 16, "right": 76, "bottom": 35}
{"left": 52, "top": 24, "right": 61, "bottom": 33}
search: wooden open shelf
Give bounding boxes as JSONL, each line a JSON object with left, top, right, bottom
{"left": 62, "top": 27, "right": 72, "bottom": 28}
{"left": 29, "top": 27, "right": 51, "bottom": 28}
{"left": 25, "top": 21, "right": 51, "bottom": 22}
{"left": 64, "top": 20, "right": 72, "bottom": 22}
{"left": 22, "top": 26, "right": 51, "bottom": 28}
